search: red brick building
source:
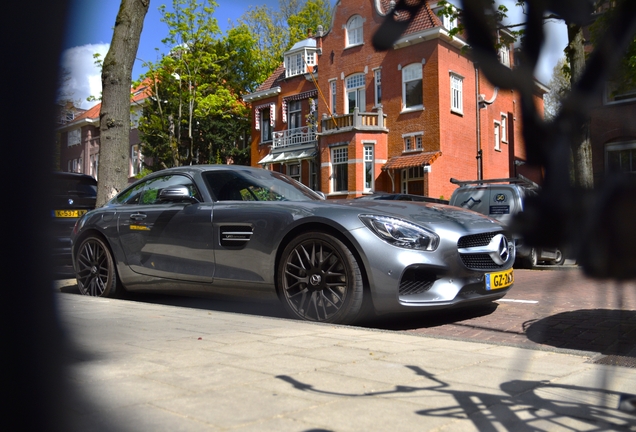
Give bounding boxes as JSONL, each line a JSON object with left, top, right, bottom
{"left": 244, "top": 0, "right": 545, "bottom": 200}
{"left": 56, "top": 82, "right": 150, "bottom": 182}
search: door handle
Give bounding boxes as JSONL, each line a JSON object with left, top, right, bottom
{"left": 130, "top": 213, "right": 147, "bottom": 221}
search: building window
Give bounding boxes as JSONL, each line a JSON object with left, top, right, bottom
{"left": 285, "top": 52, "right": 303, "bottom": 77}
{"left": 260, "top": 108, "right": 272, "bottom": 142}
{"left": 442, "top": 11, "right": 457, "bottom": 30}
{"left": 329, "top": 80, "right": 337, "bottom": 114}
{"left": 402, "top": 64, "right": 423, "bottom": 110}
{"left": 494, "top": 121, "right": 501, "bottom": 151}
{"left": 346, "top": 15, "right": 363, "bottom": 47}
{"left": 499, "top": 43, "right": 511, "bottom": 67}
{"left": 345, "top": 73, "right": 365, "bottom": 114}
{"left": 331, "top": 146, "right": 349, "bottom": 192}
{"left": 287, "top": 163, "right": 301, "bottom": 182}
{"left": 501, "top": 114, "right": 508, "bottom": 143}
{"left": 604, "top": 80, "right": 636, "bottom": 104}
{"left": 69, "top": 158, "right": 83, "bottom": 173}
{"left": 288, "top": 100, "right": 302, "bottom": 130}
{"left": 450, "top": 73, "right": 463, "bottom": 114}
{"left": 68, "top": 129, "right": 81, "bottom": 146}
{"left": 403, "top": 133, "right": 423, "bottom": 152}
{"left": 606, "top": 141, "right": 636, "bottom": 173}
{"left": 364, "top": 145, "right": 374, "bottom": 192}
{"left": 90, "top": 154, "right": 99, "bottom": 180}
{"left": 374, "top": 69, "right": 382, "bottom": 106}
{"left": 401, "top": 166, "right": 424, "bottom": 194}
{"left": 131, "top": 144, "right": 142, "bottom": 176}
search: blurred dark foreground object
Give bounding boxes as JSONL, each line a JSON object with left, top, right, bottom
{"left": 514, "top": 175, "right": 636, "bottom": 280}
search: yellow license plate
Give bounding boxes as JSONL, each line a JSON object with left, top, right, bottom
{"left": 54, "top": 209, "right": 87, "bottom": 218}
{"left": 485, "top": 268, "right": 514, "bottom": 290}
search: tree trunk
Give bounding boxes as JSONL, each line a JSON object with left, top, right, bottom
{"left": 567, "top": 23, "right": 595, "bottom": 189}
{"left": 96, "top": 0, "right": 150, "bottom": 207}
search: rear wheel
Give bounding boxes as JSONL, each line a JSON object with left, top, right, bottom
{"left": 75, "top": 236, "right": 120, "bottom": 298}
{"left": 277, "top": 232, "right": 363, "bottom": 324}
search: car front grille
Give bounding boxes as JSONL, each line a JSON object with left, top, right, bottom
{"left": 458, "top": 231, "right": 512, "bottom": 271}
{"left": 459, "top": 253, "right": 506, "bottom": 270}
{"left": 399, "top": 267, "right": 437, "bottom": 296}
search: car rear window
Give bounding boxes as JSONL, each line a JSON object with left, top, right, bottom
{"left": 53, "top": 176, "right": 97, "bottom": 197}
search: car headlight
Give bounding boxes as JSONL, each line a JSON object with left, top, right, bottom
{"left": 359, "top": 215, "right": 440, "bottom": 251}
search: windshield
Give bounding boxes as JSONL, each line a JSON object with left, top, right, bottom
{"left": 203, "top": 169, "right": 323, "bottom": 202}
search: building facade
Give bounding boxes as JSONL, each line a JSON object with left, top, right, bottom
{"left": 56, "top": 83, "right": 149, "bottom": 182}
{"left": 245, "top": 0, "right": 545, "bottom": 200}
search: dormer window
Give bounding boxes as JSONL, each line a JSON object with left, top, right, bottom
{"left": 284, "top": 39, "right": 318, "bottom": 78}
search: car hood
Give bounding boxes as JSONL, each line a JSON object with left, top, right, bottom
{"left": 329, "top": 199, "right": 505, "bottom": 233}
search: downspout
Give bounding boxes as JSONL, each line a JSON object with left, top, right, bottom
{"left": 475, "top": 65, "right": 482, "bottom": 181}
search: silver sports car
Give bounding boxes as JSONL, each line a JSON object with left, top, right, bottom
{"left": 71, "top": 165, "right": 515, "bottom": 324}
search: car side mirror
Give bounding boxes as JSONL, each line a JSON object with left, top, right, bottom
{"left": 158, "top": 186, "right": 199, "bottom": 203}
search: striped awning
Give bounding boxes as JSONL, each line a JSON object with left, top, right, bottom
{"left": 283, "top": 90, "right": 318, "bottom": 102}
{"left": 258, "top": 149, "right": 317, "bottom": 164}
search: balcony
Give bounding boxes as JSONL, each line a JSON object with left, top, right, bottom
{"left": 272, "top": 126, "right": 317, "bottom": 149}
{"left": 320, "top": 107, "right": 388, "bottom": 135}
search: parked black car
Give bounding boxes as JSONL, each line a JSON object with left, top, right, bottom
{"left": 51, "top": 172, "right": 97, "bottom": 277}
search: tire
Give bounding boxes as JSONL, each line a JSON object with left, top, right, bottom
{"left": 277, "top": 232, "right": 364, "bottom": 324}
{"left": 554, "top": 249, "right": 565, "bottom": 266}
{"left": 523, "top": 247, "right": 538, "bottom": 269}
{"left": 75, "top": 236, "right": 120, "bottom": 298}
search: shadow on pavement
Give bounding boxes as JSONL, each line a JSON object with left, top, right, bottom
{"left": 358, "top": 303, "right": 500, "bottom": 331}
{"left": 276, "top": 365, "right": 636, "bottom": 430}
{"left": 525, "top": 309, "right": 636, "bottom": 358}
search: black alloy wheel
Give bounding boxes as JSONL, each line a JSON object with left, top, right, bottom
{"left": 277, "top": 232, "right": 363, "bottom": 324}
{"left": 75, "top": 236, "right": 119, "bottom": 297}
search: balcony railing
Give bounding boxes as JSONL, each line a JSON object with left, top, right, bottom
{"left": 320, "top": 107, "right": 387, "bottom": 134}
{"left": 272, "top": 126, "right": 317, "bottom": 149}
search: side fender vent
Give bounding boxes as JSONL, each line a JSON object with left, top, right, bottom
{"left": 220, "top": 226, "right": 253, "bottom": 248}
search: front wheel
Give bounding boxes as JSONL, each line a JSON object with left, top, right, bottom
{"left": 75, "top": 236, "right": 120, "bottom": 298}
{"left": 277, "top": 232, "right": 364, "bottom": 324}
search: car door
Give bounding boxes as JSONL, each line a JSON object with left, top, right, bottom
{"left": 116, "top": 174, "right": 215, "bottom": 283}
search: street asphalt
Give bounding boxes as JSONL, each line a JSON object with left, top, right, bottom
{"left": 53, "top": 279, "right": 636, "bottom": 431}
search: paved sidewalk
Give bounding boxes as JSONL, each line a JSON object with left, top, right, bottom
{"left": 55, "top": 291, "right": 636, "bottom": 431}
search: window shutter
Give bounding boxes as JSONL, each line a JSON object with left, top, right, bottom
{"left": 270, "top": 103, "right": 275, "bottom": 126}
{"left": 255, "top": 109, "right": 260, "bottom": 130}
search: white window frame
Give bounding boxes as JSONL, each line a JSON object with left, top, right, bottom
{"left": 346, "top": 15, "right": 363, "bottom": 47}
{"left": 402, "top": 64, "right": 423, "bottom": 111}
{"left": 501, "top": 113, "right": 508, "bottom": 143}
{"left": 450, "top": 73, "right": 463, "bottom": 114}
{"left": 331, "top": 146, "right": 349, "bottom": 193}
{"left": 68, "top": 129, "right": 80, "bottom": 146}
{"left": 131, "top": 144, "right": 142, "bottom": 176}
{"left": 345, "top": 73, "right": 365, "bottom": 114}
{"left": 403, "top": 132, "right": 424, "bottom": 152}
{"left": 499, "top": 43, "right": 511, "bottom": 67}
{"left": 363, "top": 144, "right": 374, "bottom": 192}
{"left": 329, "top": 79, "right": 337, "bottom": 114}
{"left": 288, "top": 100, "right": 302, "bottom": 130}
{"left": 90, "top": 154, "right": 99, "bottom": 180}
{"left": 494, "top": 121, "right": 501, "bottom": 151}
{"left": 373, "top": 68, "right": 382, "bottom": 107}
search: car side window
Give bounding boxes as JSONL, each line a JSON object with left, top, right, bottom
{"left": 115, "top": 182, "right": 145, "bottom": 204}
{"left": 116, "top": 174, "right": 201, "bottom": 205}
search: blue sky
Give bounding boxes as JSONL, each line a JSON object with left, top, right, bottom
{"left": 60, "top": 0, "right": 566, "bottom": 109}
